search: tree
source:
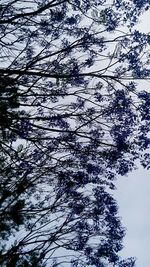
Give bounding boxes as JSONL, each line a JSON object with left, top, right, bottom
{"left": 0, "top": 0, "right": 149, "bottom": 266}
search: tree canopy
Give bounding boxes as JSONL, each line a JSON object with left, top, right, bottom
{"left": 0, "top": 0, "right": 149, "bottom": 266}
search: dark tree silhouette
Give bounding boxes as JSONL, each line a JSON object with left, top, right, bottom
{"left": 0, "top": 0, "right": 149, "bottom": 266}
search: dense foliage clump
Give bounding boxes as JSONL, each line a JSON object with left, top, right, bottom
{"left": 0, "top": 0, "right": 149, "bottom": 266}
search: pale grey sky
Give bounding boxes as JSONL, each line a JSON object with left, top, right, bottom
{"left": 114, "top": 168, "right": 150, "bottom": 267}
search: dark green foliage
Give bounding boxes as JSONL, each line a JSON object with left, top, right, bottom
{"left": 0, "top": 75, "right": 19, "bottom": 141}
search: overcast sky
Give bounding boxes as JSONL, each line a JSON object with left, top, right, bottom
{"left": 114, "top": 167, "right": 150, "bottom": 267}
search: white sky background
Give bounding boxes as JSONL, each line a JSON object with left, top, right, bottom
{"left": 114, "top": 168, "right": 150, "bottom": 267}
{"left": 114, "top": 11, "right": 150, "bottom": 267}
